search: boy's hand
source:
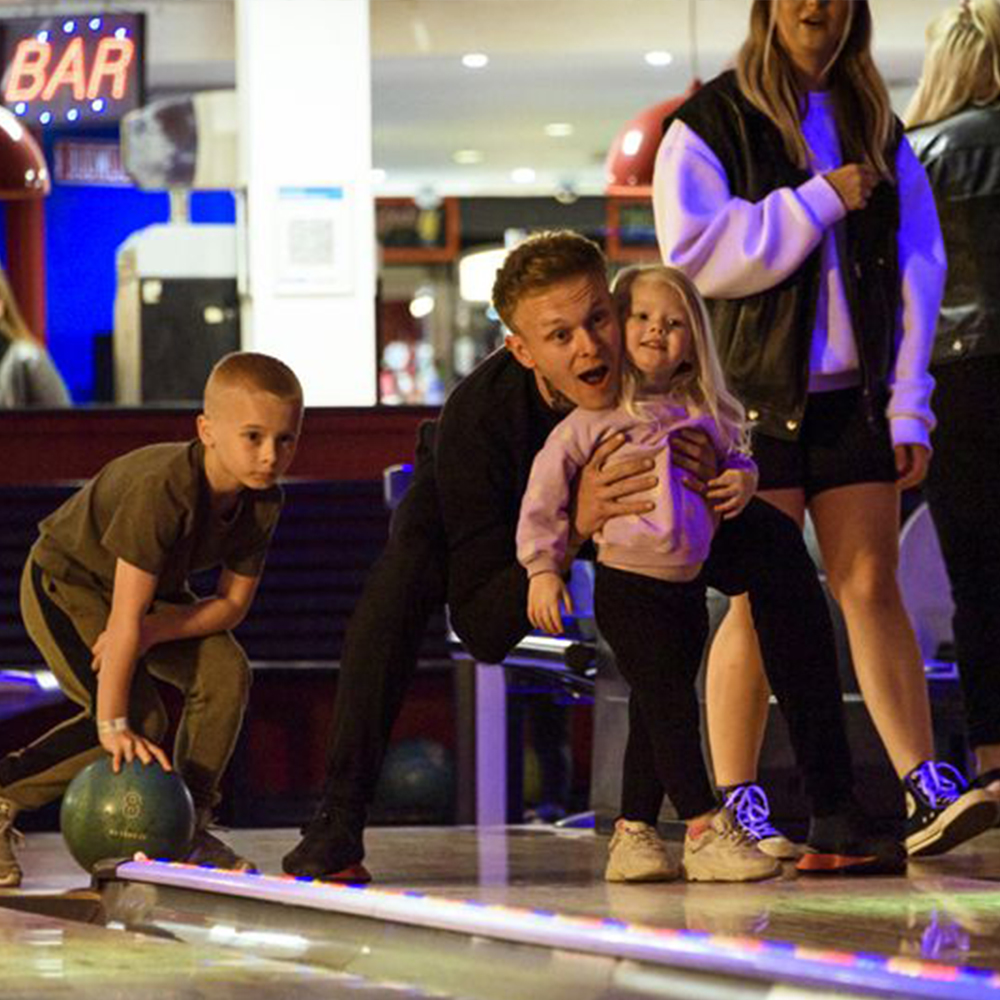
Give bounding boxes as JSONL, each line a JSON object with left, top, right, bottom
{"left": 91, "top": 622, "right": 153, "bottom": 672}
{"left": 527, "top": 572, "right": 573, "bottom": 636}
{"left": 99, "top": 726, "right": 172, "bottom": 773}
{"left": 706, "top": 465, "right": 758, "bottom": 520}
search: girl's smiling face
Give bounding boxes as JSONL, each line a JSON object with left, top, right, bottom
{"left": 624, "top": 276, "right": 693, "bottom": 392}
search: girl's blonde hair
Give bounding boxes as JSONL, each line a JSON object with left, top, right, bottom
{"left": 905, "top": 0, "right": 1000, "bottom": 129}
{"left": 0, "top": 266, "right": 37, "bottom": 345}
{"left": 611, "top": 265, "right": 749, "bottom": 454}
{"left": 735, "top": 0, "right": 896, "bottom": 179}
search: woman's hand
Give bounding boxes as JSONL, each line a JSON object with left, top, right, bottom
{"left": 825, "top": 163, "right": 880, "bottom": 212}
{"left": 527, "top": 572, "right": 573, "bottom": 636}
{"left": 670, "top": 427, "right": 720, "bottom": 495}
{"left": 895, "top": 443, "right": 930, "bottom": 491}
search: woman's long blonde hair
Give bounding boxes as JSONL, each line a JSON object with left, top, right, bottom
{"left": 735, "top": 0, "right": 895, "bottom": 179}
{"left": 611, "top": 266, "right": 749, "bottom": 455}
{"left": 0, "top": 266, "right": 36, "bottom": 344}
{"left": 905, "top": 0, "right": 1000, "bottom": 129}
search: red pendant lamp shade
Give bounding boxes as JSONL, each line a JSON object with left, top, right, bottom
{"left": 0, "top": 106, "right": 50, "bottom": 199}
{"left": 604, "top": 81, "right": 701, "bottom": 197}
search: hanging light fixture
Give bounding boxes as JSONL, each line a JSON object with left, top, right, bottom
{"left": 0, "top": 106, "right": 50, "bottom": 199}
{"left": 603, "top": 82, "right": 700, "bottom": 197}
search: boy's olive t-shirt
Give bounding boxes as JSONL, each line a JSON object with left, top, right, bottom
{"left": 31, "top": 440, "right": 283, "bottom": 601}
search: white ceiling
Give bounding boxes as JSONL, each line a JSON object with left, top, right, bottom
{"left": 0, "top": 0, "right": 952, "bottom": 197}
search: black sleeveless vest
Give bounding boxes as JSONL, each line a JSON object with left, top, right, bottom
{"left": 665, "top": 71, "right": 901, "bottom": 440}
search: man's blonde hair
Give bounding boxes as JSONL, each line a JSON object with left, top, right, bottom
{"left": 611, "top": 265, "right": 749, "bottom": 454}
{"left": 905, "top": 0, "right": 1000, "bottom": 128}
{"left": 204, "top": 352, "right": 303, "bottom": 412}
{"left": 492, "top": 231, "right": 607, "bottom": 333}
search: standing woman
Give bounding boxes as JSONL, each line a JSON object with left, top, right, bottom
{"left": 653, "top": 0, "right": 996, "bottom": 860}
{"left": 0, "top": 265, "right": 70, "bottom": 407}
{"left": 906, "top": 0, "right": 1000, "bottom": 803}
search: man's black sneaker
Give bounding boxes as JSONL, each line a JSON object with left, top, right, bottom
{"left": 903, "top": 761, "right": 998, "bottom": 858}
{"left": 281, "top": 806, "right": 371, "bottom": 882}
{"left": 797, "top": 805, "right": 906, "bottom": 876}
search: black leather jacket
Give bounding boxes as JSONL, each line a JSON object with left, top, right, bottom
{"left": 908, "top": 105, "right": 1000, "bottom": 368}
{"left": 666, "top": 72, "right": 902, "bottom": 441}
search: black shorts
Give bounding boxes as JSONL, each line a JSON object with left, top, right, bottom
{"left": 752, "top": 387, "right": 897, "bottom": 500}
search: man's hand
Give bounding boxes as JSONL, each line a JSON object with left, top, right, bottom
{"left": 99, "top": 726, "right": 172, "bottom": 773}
{"left": 895, "top": 443, "right": 930, "bottom": 491}
{"left": 670, "top": 427, "right": 720, "bottom": 495}
{"left": 825, "top": 163, "right": 880, "bottom": 212}
{"left": 527, "top": 572, "right": 573, "bottom": 636}
{"left": 570, "top": 433, "right": 657, "bottom": 544}
{"left": 706, "top": 465, "right": 758, "bottom": 520}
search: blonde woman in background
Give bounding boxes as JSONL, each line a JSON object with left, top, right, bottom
{"left": 653, "top": 0, "right": 997, "bottom": 866}
{"left": 907, "top": 0, "right": 1000, "bottom": 803}
{"left": 0, "top": 265, "right": 70, "bottom": 407}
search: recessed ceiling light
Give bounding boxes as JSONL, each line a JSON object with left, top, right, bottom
{"left": 544, "top": 122, "right": 574, "bottom": 138}
{"left": 462, "top": 52, "right": 489, "bottom": 69}
{"left": 453, "top": 149, "right": 484, "bottom": 165}
{"left": 511, "top": 167, "right": 536, "bottom": 184}
{"left": 645, "top": 50, "right": 673, "bottom": 67}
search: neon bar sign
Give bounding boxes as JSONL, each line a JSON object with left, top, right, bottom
{"left": 1, "top": 14, "right": 144, "bottom": 127}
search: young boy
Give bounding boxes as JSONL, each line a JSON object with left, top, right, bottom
{"left": 0, "top": 352, "right": 302, "bottom": 887}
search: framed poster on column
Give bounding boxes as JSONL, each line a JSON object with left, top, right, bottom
{"left": 274, "top": 185, "right": 353, "bottom": 295}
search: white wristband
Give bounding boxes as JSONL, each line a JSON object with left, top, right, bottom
{"left": 97, "top": 717, "right": 128, "bottom": 735}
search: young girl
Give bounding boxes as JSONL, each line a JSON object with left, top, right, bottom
{"left": 654, "top": 0, "right": 997, "bottom": 861}
{"left": 516, "top": 265, "right": 780, "bottom": 883}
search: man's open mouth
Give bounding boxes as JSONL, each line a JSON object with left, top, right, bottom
{"left": 578, "top": 364, "right": 610, "bottom": 386}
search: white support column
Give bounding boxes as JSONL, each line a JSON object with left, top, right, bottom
{"left": 235, "top": 0, "right": 376, "bottom": 405}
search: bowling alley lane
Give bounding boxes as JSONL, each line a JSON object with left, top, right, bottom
{"left": 5, "top": 824, "right": 1000, "bottom": 999}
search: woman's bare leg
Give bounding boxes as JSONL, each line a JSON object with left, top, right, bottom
{"left": 809, "top": 482, "right": 934, "bottom": 776}
{"left": 705, "top": 489, "right": 806, "bottom": 786}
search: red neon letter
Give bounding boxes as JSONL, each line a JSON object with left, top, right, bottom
{"left": 41, "top": 37, "right": 87, "bottom": 101}
{"left": 87, "top": 38, "right": 135, "bottom": 100}
{"left": 4, "top": 40, "right": 51, "bottom": 102}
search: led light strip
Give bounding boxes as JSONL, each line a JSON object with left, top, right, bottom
{"left": 117, "top": 859, "right": 1000, "bottom": 1000}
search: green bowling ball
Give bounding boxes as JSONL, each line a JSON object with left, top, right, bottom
{"left": 60, "top": 757, "right": 195, "bottom": 873}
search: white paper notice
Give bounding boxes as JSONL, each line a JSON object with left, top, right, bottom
{"left": 274, "top": 185, "right": 352, "bottom": 295}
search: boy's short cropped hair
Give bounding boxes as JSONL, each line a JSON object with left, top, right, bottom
{"left": 492, "top": 231, "right": 608, "bottom": 333}
{"left": 205, "top": 352, "right": 303, "bottom": 408}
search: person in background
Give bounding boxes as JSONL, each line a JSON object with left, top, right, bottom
{"left": 0, "top": 264, "right": 70, "bottom": 407}
{"left": 906, "top": 0, "right": 1000, "bottom": 802}
{"left": 653, "top": 0, "right": 997, "bottom": 860}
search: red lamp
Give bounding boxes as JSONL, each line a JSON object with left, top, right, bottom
{"left": 0, "top": 106, "right": 50, "bottom": 199}
{"left": 0, "top": 105, "right": 50, "bottom": 339}
{"left": 604, "top": 82, "right": 701, "bottom": 198}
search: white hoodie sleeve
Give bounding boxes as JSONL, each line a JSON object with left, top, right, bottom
{"left": 887, "top": 136, "right": 945, "bottom": 449}
{"left": 653, "top": 119, "right": 846, "bottom": 299}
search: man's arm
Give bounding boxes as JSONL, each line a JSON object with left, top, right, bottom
{"left": 94, "top": 558, "right": 171, "bottom": 772}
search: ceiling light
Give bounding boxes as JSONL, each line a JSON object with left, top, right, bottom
{"left": 462, "top": 53, "right": 489, "bottom": 69}
{"left": 544, "top": 122, "right": 574, "bottom": 138}
{"left": 453, "top": 149, "right": 484, "bottom": 165}
{"left": 409, "top": 291, "right": 436, "bottom": 319}
{"left": 645, "top": 50, "right": 673, "bottom": 67}
{"left": 511, "top": 167, "right": 536, "bottom": 184}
